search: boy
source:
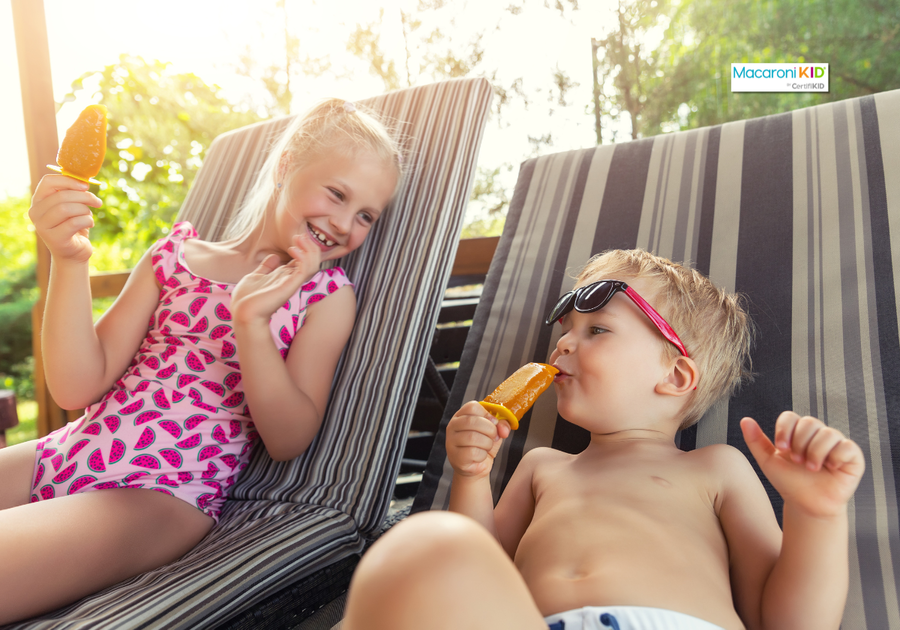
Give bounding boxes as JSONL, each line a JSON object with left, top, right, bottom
{"left": 343, "top": 249, "right": 864, "bottom": 630}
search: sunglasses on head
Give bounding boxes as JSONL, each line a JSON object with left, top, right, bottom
{"left": 544, "top": 279, "right": 690, "bottom": 358}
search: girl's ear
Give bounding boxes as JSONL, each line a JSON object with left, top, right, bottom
{"left": 655, "top": 356, "right": 699, "bottom": 398}
{"left": 276, "top": 152, "right": 293, "bottom": 185}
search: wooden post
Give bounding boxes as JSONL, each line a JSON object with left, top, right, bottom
{"left": 0, "top": 391, "right": 18, "bottom": 449}
{"left": 12, "top": 0, "right": 68, "bottom": 437}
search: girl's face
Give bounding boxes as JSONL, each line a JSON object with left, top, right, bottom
{"left": 275, "top": 147, "right": 398, "bottom": 261}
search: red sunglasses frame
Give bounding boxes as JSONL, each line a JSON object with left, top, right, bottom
{"left": 544, "top": 280, "right": 690, "bottom": 358}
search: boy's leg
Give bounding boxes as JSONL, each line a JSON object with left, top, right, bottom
{"left": 0, "top": 487, "right": 214, "bottom": 624}
{"left": 0, "top": 440, "right": 41, "bottom": 508}
{"left": 343, "top": 511, "right": 547, "bottom": 630}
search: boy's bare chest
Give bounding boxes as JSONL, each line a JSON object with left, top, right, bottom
{"left": 531, "top": 453, "right": 717, "bottom": 523}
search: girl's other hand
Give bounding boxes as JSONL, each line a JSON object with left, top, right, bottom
{"left": 27, "top": 175, "right": 102, "bottom": 264}
{"left": 287, "top": 232, "right": 323, "bottom": 279}
{"left": 231, "top": 234, "right": 321, "bottom": 326}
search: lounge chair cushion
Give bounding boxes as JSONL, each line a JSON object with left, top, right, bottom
{"left": 16, "top": 77, "right": 493, "bottom": 629}
{"left": 415, "top": 88, "right": 900, "bottom": 629}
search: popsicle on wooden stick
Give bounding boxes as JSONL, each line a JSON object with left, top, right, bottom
{"left": 47, "top": 104, "right": 108, "bottom": 184}
{"left": 479, "top": 362, "right": 559, "bottom": 430}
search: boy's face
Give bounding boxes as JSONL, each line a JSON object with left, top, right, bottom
{"left": 548, "top": 276, "right": 673, "bottom": 431}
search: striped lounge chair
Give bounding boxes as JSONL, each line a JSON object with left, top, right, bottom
{"left": 14, "top": 77, "right": 493, "bottom": 629}
{"left": 414, "top": 87, "right": 900, "bottom": 629}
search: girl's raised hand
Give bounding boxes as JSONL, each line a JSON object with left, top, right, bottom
{"left": 231, "top": 233, "right": 322, "bottom": 326}
{"left": 27, "top": 175, "right": 102, "bottom": 264}
{"left": 741, "top": 412, "right": 865, "bottom": 518}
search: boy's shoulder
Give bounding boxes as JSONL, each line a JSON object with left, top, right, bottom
{"left": 520, "top": 446, "right": 572, "bottom": 472}
{"left": 683, "top": 442, "right": 755, "bottom": 477}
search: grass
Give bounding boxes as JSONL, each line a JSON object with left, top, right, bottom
{"left": 6, "top": 399, "right": 37, "bottom": 446}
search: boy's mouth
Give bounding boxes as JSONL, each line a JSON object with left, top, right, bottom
{"left": 308, "top": 223, "right": 338, "bottom": 248}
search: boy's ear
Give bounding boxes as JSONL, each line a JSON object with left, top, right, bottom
{"left": 656, "top": 356, "right": 699, "bottom": 398}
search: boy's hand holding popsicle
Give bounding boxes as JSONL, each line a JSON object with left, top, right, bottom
{"left": 448, "top": 363, "right": 558, "bottom": 479}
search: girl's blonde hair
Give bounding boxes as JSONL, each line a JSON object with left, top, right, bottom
{"left": 224, "top": 98, "right": 405, "bottom": 240}
{"left": 577, "top": 249, "right": 754, "bottom": 430}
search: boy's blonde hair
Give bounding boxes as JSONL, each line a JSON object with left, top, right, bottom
{"left": 224, "top": 98, "right": 405, "bottom": 240}
{"left": 577, "top": 249, "right": 754, "bottom": 430}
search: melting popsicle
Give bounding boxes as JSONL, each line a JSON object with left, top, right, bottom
{"left": 479, "top": 362, "right": 559, "bottom": 430}
{"left": 47, "top": 104, "right": 108, "bottom": 184}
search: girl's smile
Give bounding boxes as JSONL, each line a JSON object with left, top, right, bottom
{"left": 307, "top": 222, "right": 339, "bottom": 249}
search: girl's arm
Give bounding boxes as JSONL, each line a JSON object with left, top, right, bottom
{"left": 235, "top": 283, "right": 355, "bottom": 461}
{"left": 231, "top": 236, "right": 354, "bottom": 462}
{"left": 30, "top": 176, "right": 159, "bottom": 408}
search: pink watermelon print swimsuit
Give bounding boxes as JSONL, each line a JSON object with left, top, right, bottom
{"left": 30, "top": 221, "right": 352, "bottom": 522}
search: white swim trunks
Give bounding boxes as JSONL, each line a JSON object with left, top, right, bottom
{"left": 545, "top": 606, "right": 725, "bottom": 630}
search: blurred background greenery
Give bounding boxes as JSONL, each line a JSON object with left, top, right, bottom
{"left": 2, "top": 0, "right": 898, "bottom": 445}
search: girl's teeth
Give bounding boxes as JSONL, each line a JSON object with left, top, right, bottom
{"left": 309, "top": 226, "right": 336, "bottom": 247}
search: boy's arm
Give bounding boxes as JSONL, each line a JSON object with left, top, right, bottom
{"left": 726, "top": 413, "right": 865, "bottom": 630}
{"left": 492, "top": 448, "right": 542, "bottom": 558}
{"left": 447, "top": 402, "right": 506, "bottom": 533}
{"left": 446, "top": 404, "right": 538, "bottom": 558}
{"left": 713, "top": 445, "right": 782, "bottom": 630}
{"left": 447, "top": 402, "right": 513, "bottom": 539}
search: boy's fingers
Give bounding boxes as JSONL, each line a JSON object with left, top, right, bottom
{"left": 804, "top": 427, "right": 844, "bottom": 471}
{"left": 788, "top": 416, "right": 821, "bottom": 462}
{"left": 773, "top": 411, "right": 800, "bottom": 450}
{"left": 825, "top": 439, "right": 866, "bottom": 477}
{"left": 740, "top": 417, "right": 777, "bottom": 464}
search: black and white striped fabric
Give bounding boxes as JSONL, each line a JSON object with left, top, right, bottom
{"left": 415, "top": 88, "right": 900, "bottom": 629}
{"left": 14, "top": 78, "right": 493, "bottom": 629}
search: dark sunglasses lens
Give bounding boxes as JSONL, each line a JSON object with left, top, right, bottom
{"left": 546, "top": 292, "right": 576, "bottom": 324}
{"left": 574, "top": 281, "right": 616, "bottom": 312}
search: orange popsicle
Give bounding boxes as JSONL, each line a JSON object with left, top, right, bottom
{"left": 479, "top": 363, "right": 559, "bottom": 430}
{"left": 47, "top": 104, "right": 108, "bottom": 184}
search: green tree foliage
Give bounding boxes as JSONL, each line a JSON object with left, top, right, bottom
{"left": 592, "top": 0, "right": 672, "bottom": 140}
{"left": 596, "top": 0, "right": 900, "bottom": 137}
{"left": 63, "top": 55, "right": 262, "bottom": 272}
{"left": 0, "top": 194, "right": 37, "bottom": 390}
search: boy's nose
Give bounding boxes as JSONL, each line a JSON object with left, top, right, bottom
{"left": 554, "top": 331, "right": 573, "bottom": 355}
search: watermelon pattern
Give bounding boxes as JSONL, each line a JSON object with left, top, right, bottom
{"left": 28, "top": 221, "right": 352, "bottom": 522}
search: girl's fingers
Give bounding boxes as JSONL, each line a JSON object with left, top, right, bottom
{"left": 31, "top": 175, "right": 90, "bottom": 202}
{"left": 255, "top": 253, "right": 282, "bottom": 273}
{"left": 39, "top": 202, "right": 96, "bottom": 231}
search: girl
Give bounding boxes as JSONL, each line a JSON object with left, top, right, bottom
{"left": 0, "top": 99, "right": 403, "bottom": 624}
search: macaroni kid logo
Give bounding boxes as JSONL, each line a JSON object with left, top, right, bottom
{"left": 731, "top": 63, "right": 829, "bottom": 93}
